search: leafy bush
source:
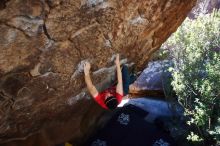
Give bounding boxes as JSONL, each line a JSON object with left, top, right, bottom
{"left": 161, "top": 10, "right": 220, "bottom": 145}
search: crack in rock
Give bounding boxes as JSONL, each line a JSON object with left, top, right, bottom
{"left": 7, "top": 16, "right": 44, "bottom": 37}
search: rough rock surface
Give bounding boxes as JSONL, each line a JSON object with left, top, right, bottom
{"left": 0, "top": 0, "right": 196, "bottom": 145}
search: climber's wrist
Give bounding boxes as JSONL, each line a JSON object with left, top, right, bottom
{"left": 84, "top": 70, "right": 90, "bottom": 76}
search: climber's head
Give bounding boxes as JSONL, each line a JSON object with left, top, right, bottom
{"left": 105, "top": 96, "right": 118, "bottom": 110}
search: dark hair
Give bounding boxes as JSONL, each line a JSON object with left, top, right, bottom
{"left": 105, "top": 96, "right": 118, "bottom": 110}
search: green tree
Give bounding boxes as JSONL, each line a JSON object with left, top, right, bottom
{"left": 162, "top": 10, "right": 220, "bottom": 145}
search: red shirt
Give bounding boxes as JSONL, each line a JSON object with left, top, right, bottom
{"left": 94, "top": 86, "right": 123, "bottom": 109}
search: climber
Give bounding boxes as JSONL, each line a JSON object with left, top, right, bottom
{"left": 84, "top": 54, "right": 130, "bottom": 110}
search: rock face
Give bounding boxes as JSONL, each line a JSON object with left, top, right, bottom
{"left": 0, "top": 0, "right": 196, "bottom": 145}
{"left": 132, "top": 60, "right": 172, "bottom": 91}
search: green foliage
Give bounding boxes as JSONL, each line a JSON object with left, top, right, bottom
{"left": 162, "top": 10, "right": 220, "bottom": 145}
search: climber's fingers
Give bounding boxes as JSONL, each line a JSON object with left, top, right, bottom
{"left": 115, "top": 54, "right": 120, "bottom": 65}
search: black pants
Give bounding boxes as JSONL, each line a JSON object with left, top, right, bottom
{"left": 122, "top": 65, "right": 130, "bottom": 95}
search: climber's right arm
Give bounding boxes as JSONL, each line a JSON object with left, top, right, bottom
{"left": 84, "top": 62, "right": 99, "bottom": 97}
{"left": 115, "top": 54, "right": 123, "bottom": 96}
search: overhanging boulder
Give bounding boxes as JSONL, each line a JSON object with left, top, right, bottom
{"left": 0, "top": 0, "right": 196, "bottom": 145}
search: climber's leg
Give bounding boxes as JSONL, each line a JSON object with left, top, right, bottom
{"left": 122, "top": 65, "right": 130, "bottom": 95}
